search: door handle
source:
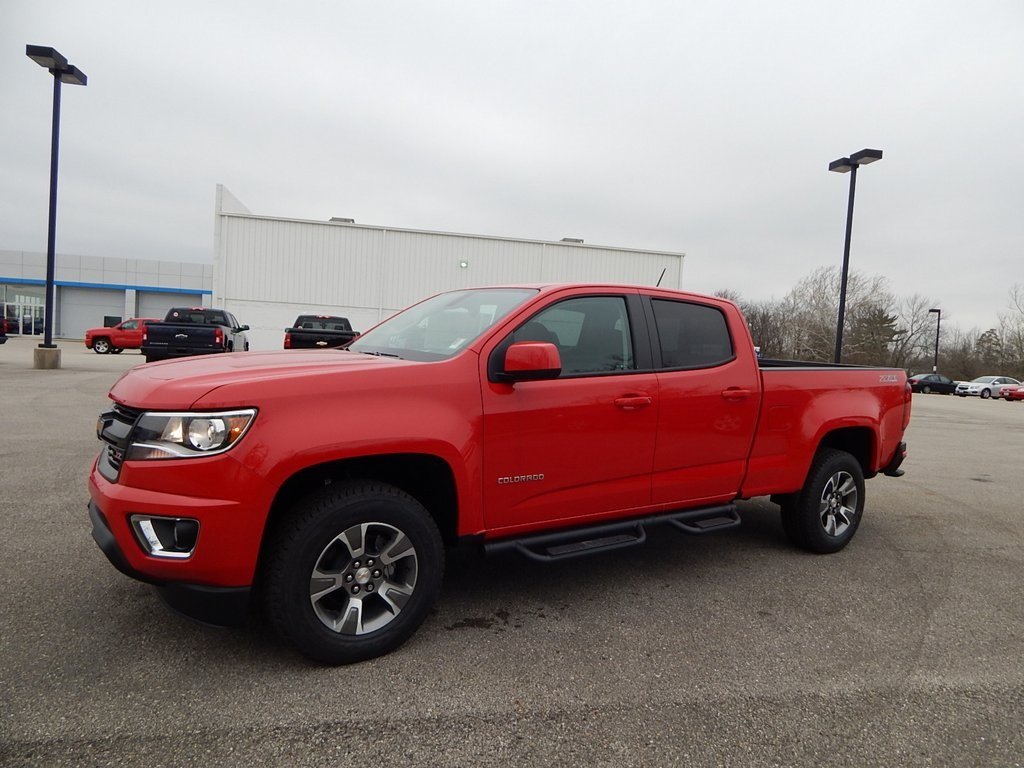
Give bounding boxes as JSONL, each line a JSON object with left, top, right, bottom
{"left": 721, "top": 388, "right": 752, "bottom": 401}
{"left": 614, "top": 395, "right": 653, "bottom": 409}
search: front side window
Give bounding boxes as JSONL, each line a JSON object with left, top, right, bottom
{"left": 513, "top": 295, "right": 634, "bottom": 375}
{"left": 652, "top": 299, "right": 733, "bottom": 369}
{"left": 349, "top": 288, "right": 538, "bottom": 362}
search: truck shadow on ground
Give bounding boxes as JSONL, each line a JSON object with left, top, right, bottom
{"left": 93, "top": 499, "right": 795, "bottom": 669}
{"left": 435, "top": 498, "right": 792, "bottom": 630}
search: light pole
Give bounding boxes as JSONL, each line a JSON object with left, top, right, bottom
{"left": 828, "top": 148, "right": 883, "bottom": 364}
{"left": 929, "top": 308, "right": 941, "bottom": 372}
{"left": 25, "top": 45, "right": 88, "bottom": 358}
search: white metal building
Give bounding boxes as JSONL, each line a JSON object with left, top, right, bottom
{"left": 214, "top": 186, "right": 686, "bottom": 350}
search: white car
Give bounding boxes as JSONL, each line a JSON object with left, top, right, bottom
{"left": 954, "top": 376, "right": 1021, "bottom": 399}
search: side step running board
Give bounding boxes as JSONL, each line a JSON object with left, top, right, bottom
{"left": 484, "top": 504, "right": 740, "bottom": 563}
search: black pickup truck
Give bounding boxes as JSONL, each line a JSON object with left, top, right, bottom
{"left": 142, "top": 307, "right": 250, "bottom": 363}
{"left": 283, "top": 314, "right": 358, "bottom": 349}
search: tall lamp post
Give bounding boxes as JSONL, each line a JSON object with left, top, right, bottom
{"left": 828, "top": 148, "right": 883, "bottom": 363}
{"left": 25, "top": 45, "right": 88, "bottom": 363}
{"left": 929, "top": 308, "right": 941, "bottom": 373}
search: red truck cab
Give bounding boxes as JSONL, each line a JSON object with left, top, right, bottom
{"left": 85, "top": 318, "right": 160, "bottom": 354}
{"left": 89, "top": 283, "right": 910, "bottom": 664}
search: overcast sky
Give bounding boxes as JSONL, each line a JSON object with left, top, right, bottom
{"left": 3, "top": 0, "right": 1022, "bottom": 333}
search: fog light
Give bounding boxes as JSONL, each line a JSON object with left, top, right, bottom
{"left": 130, "top": 515, "right": 199, "bottom": 559}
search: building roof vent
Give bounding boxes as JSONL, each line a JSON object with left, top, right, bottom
{"left": 330, "top": 217, "right": 355, "bottom": 224}
{"left": 560, "top": 237, "right": 584, "bottom": 243}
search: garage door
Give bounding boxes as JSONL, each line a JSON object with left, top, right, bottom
{"left": 60, "top": 287, "right": 123, "bottom": 339}
{"left": 138, "top": 290, "right": 203, "bottom": 320}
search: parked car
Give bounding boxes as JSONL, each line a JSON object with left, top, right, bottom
{"left": 954, "top": 376, "right": 1021, "bottom": 399}
{"left": 1001, "top": 385, "right": 1024, "bottom": 402}
{"left": 283, "top": 314, "right": 359, "bottom": 349}
{"left": 0, "top": 319, "right": 9, "bottom": 345}
{"left": 142, "top": 307, "right": 250, "bottom": 363}
{"left": 1, "top": 318, "right": 41, "bottom": 334}
{"left": 84, "top": 318, "right": 160, "bottom": 354}
{"left": 908, "top": 373, "right": 957, "bottom": 395}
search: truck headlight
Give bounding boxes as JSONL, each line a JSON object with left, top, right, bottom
{"left": 125, "top": 409, "right": 257, "bottom": 460}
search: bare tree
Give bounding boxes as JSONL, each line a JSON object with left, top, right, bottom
{"left": 997, "top": 285, "right": 1024, "bottom": 378}
{"left": 893, "top": 294, "right": 942, "bottom": 371}
{"left": 779, "top": 267, "right": 895, "bottom": 363}
{"left": 703, "top": 273, "right": 1024, "bottom": 377}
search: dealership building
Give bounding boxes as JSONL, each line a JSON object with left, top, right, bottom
{"left": 2, "top": 185, "right": 685, "bottom": 351}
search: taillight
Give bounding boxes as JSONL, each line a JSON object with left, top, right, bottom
{"left": 284, "top": 332, "right": 292, "bottom": 349}
{"left": 903, "top": 382, "right": 913, "bottom": 430}
{"left": 215, "top": 328, "right": 224, "bottom": 348}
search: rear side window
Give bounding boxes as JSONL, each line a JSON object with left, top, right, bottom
{"left": 652, "top": 299, "right": 733, "bottom": 369}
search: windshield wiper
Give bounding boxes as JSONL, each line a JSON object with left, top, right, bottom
{"left": 355, "top": 350, "right": 402, "bottom": 358}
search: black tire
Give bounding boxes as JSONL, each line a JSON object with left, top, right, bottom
{"left": 922, "top": 385, "right": 931, "bottom": 394}
{"left": 779, "top": 449, "right": 865, "bottom": 554}
{"left": 263, "top": 481, "right": 444, "bottom": 665}
{"left": 980, "top": 389, "right": 991, "bottom": 399}
{"left": 93, "top": 338, "right": 111, "bottom": 354}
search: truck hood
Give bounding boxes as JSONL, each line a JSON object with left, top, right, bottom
{"left": 109, "top": 350, "right": 413, "bottom": 409}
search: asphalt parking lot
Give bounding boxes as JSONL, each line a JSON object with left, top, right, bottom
{"left": 1, "top": 337, "right": 1022, "bottom": 767}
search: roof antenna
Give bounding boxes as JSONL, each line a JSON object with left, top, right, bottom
{"left": 656, "top": 268, "right": 666, "bottom": 287}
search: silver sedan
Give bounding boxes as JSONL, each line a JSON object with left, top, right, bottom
{"left": 954, "top": 375, "right": 1021, "bottom": 399}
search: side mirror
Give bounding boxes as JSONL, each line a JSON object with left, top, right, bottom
{"left": 497, "top": 341, "right": 562, "bottom": 382}
{"left": 237, "top": 325, "right": 250, "bottom": 332}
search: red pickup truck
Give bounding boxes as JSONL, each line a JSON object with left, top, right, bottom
{"left": 84, "top": 318, "right": 160, "bottom": 354}
{"left": 89, "top": 283, "right": 910, "bottom": 664}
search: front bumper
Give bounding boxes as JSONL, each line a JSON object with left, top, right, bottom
{"left": 89, "top": 500, "right": 250, "bottom": 626}
{"left": 87, "top": 439, "right": 273, "bottom": 626}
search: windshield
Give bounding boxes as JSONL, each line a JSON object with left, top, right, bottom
{"left": 972, "top": 376, "right": 997, "bottom": 383}
{"left": 348, "top": 288, "right": 538, "bottom": 361}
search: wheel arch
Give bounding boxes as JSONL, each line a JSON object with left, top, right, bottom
{"left": 261, "top": 453, "right": 459, "bottom": 556}
{"left": 816, "top": 426, "right": 876, "bottom": 478}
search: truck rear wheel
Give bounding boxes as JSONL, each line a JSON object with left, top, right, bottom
{"left": 779, "top": 449, "right": 865, "bottom": 553}
{"left": 263, "top": 481, "right": 444, "bottom": 664}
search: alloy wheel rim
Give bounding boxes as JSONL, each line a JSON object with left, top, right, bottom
{"left": 308, "top": 521, "right": 418, "bottom": 636}
{"left": 818, "top": 471, "right": 858, "bottom": 537}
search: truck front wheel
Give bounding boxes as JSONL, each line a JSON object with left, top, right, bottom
{"left": 779, "top": 449, "right": 865, "bottom": 554}
{"left": 93, "top": 338, "right": 111, "bottom": 354}
{"left": 263, "top": 481, "right": 444, "bottom": 664}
